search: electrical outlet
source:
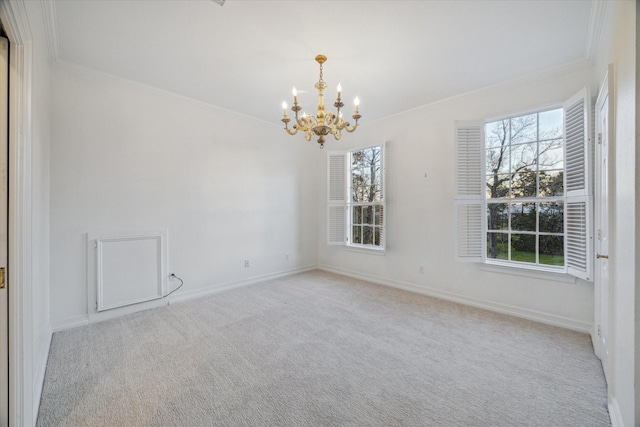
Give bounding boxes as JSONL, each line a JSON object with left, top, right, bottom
{"left": 419, "top": 265, "right": 425, "bottom": 274}
{"left": 244, "top": 260, "right": 250, "bottom": 268}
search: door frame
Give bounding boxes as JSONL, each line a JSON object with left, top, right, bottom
{"left": 0, "top": 1, "right": 33, "bottom": 426}
{"left": 593, "top": 64, "right": 614, "bottom": 393}
{"left": 0, "top": 34, "right": 9, "bottom": 427}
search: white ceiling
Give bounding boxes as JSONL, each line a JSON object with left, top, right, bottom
{"left": 49, "top": 0, "right": 596, "bottom": 124}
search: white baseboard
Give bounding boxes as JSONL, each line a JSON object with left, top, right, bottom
{"left": 55, "top": 264, "right": 592, "bottom": 334}
{"left": 51, "top": 315, "right": 89, "bottom": 333}
{"left": 52, "top": 263, "right": 591, "bottom": 333}
{"left": 590, "top": 330, "right": 601, "bottom": 359}
{"left": 608, "top": 398, "right": 623, "bottom": 427}
{"left": 318, "top": 265, "right": 592, "bottom": 334}
{"left": 168, "top": 265, "right": 317, "bottom": 305}
{"left": 52, "top": 265, "right": 317, "bottom": 332}
{"left": 33, "top": 325, "right": 52, "bottom": 421}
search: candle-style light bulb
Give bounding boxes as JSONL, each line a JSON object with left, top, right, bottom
{"left": 354, "top": 97, "right": 360, "bottom": 106}
{"left": 292, "top": 87, "right": 298, "bottom": 104}
{"left": 337, "top": 83, "right": 342, "bottom": 96}
{"left": 282, "top": 101, "right": 288, "bottom": 115}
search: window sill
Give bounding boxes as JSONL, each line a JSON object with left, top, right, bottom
{"left": 479, "top": 261, "right": 577, "bottom": 284}
{"left": 345, "top": 244, "right": 386, "bottom": 256}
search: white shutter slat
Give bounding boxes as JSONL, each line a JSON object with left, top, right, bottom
{"left": 328, "top": 205, "right": 346, "bottom": 244}
{"left": 565, "top": 99, "right": 587, "bottom": 194}
{"left": 455, "top": 202, "right": 483, "bottom": 259}
{"left": 563, "top": 88, "right": 592, "bottom": 280}
{"left": 328, "top": 153, "right": 346, "bottom": 202}
{"left": 454, "top": 121, "right": 484, "bottom": 262}
{"left": 327, "top": 152, "right": 347, "bottom": 245}
{"left": 455, "top": 126, "right": 483, "bottom": 198}
{"left": 379, "top": 142, "right": 387, "bottom": 249}
{"left": 566, "top": 201, "right": 588, "bottom": 271}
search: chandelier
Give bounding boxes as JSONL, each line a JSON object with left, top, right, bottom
{"left": 281, "top": 55, "right": 361, "bottom": 149}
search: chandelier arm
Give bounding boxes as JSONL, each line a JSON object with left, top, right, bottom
{"left": 303, "top": 115, "right": 320, "bottom": 130}
{"left": 291, "top": 101, "right": 306, "bottom": 129}
{"left": 285, "top": 126, "right": 299, "bottom": 136}
{"left": 296, "top": 119, "right": 310, "bottom": 131}
{"left": 345, "top": 123, "right": 359, "bottom": 133}
{"left": 333, "top": 102, "right": 343, "bottom": 127}
{"left": 282, "top": 116, "right": 299, "bottom": 135}
{"left": 334, "top": 119, "right": 347, "bottom": 131}
{"left": 325, "top": 112, "right": 335, "bottom": 126}
{"left": 345, "top": 112, "right": 361, "bottom": 133}
{"left": 293, "top": 111, "right": 306, "bottom": 129}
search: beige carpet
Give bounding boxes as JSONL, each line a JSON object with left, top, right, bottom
{"left": 37, "top": 270, "right": 610, "bottom": 426}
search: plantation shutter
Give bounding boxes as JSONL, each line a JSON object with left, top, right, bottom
{"left": 327, "top": 151, "right": 347, "bottom": 245}
{"left": 380, "top": 142, "right": 387, "bottom": 249}
{"left": 454, "top": 121, "right": 484, "bottom": 262}
{"left": 563, "top": 88, "right": 593, "bottom": 280}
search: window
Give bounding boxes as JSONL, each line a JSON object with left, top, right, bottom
{"left": 349, "top": 146, "right": 384, "bottom": 248}
{"left": 327, "top": 144, "right": 386, "bottom": 251}
{"left": 455, "top": 88, "right": 592, "bottom": 280}
{"left": 485, "top": 109, "right": 565, "bottom": 268}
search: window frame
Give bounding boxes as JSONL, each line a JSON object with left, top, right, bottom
{"left": 326, "top": 143, "right": 386, "bottom": 254}
{"left": 483, "top": 106, "right": 566, "bottom": 272}
{"left": 347, "top": 144, "right": 386, "bottom": 252}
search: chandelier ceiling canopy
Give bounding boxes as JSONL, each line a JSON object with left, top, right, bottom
{"left": 281, "top": 55, "right": 361, "bottom": 149}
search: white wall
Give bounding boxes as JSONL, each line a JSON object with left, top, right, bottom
{"left": 593, "top": 1, "right": 637, "bottom": 425}
{"left": 318, "top": 63, "right": 597, "bottom": 332}
{"left": 49, "top": 66, "right": 318, "bottom": 325}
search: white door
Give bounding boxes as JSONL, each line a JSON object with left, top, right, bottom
{"left": 594, "top": 66, "right": 612, "bottom": 385}
{"left": 0, "top": 35, "right": 8, "bottom": 426}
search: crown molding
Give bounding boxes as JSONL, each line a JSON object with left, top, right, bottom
{"left": 40, "top": 0, "right": 59, "bottom": 63}
{"left": 52, "top": 59, "right": 282, "bottom": 130}
{"left": 586, "top": 0, "right": 607, "bottom": 61}
{"left": 368, "top": 58, "right": 595, "bottom": 125}
{"left": 0, "top": 0, "right": 31, "bottom": 45}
